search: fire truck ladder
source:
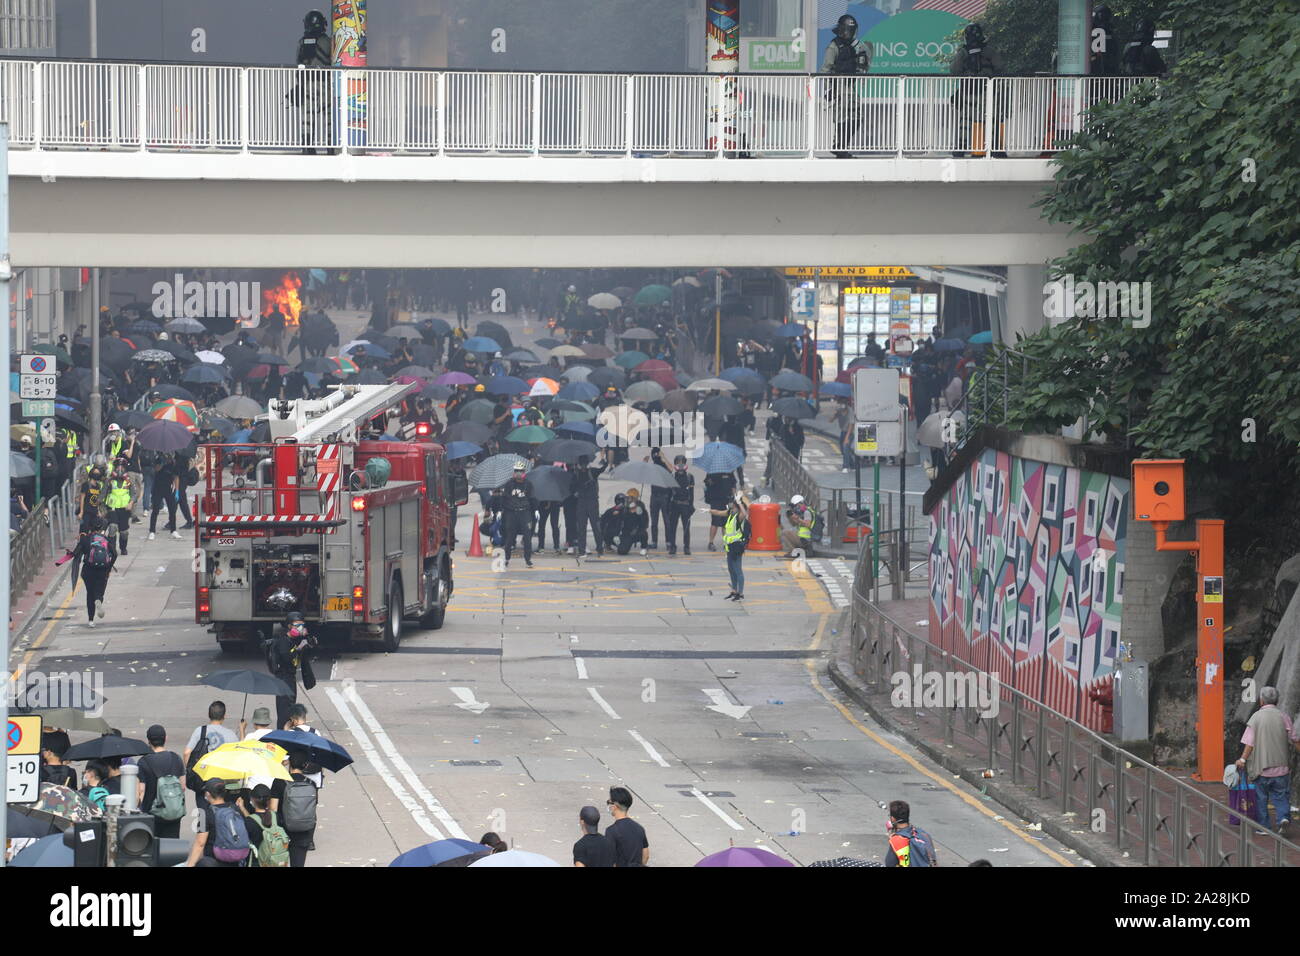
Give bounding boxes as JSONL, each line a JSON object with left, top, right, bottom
{"left": 285, "top": 382, "right": 420, "bottom": 444}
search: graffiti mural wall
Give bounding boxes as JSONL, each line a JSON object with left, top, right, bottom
{"left": 928, "top": 448, "right": 1129, "bottom": 732}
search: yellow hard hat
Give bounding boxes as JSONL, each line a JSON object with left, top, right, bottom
{"left": 474, "top": 383, "right": 486, "bottom": 392}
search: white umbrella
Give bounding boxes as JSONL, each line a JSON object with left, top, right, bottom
{"left": 340, "top": 340, "right": 371, "bottom": 356}
{"left": 195, "top": 350, "right": 226, "bottom": 365}
{"left": 561, "top": 366, "right": 594, "bottom": 382}
{"left": 685, "top": 378, "right": 736, "bottom": 393}
{"left": 587, "top": 292, "right": 621, "bottom": 310}
{"left": 469, "top": 849, "right": 561, "bottom": 868}
{"left": 673, "top": 275, "right": 702, "bottom": 287}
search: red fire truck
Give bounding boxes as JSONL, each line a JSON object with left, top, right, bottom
{"left": 194, "top": 383, "right": 467, "bottom": 653}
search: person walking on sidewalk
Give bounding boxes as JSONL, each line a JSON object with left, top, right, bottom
{"left": 704, "top": 493, "right": 751, "bottom": 601}
{"left": 148, "top": 452, "right": 182, "bottom": 540}
{"left": 136, "top": 724, "right": 187, "bottom": 839}
{"left": 71, "top": 516, "right": 117, "bottom": 627}
{"left": 885, "top": 800, "right": 938, "bottom": 867}
{"left": 605, "top": 786, "right": 649, "bottom": 867}
{"left": 1235, "top": 686, "right": 1300, "bottom": 836}
{"left": 104, "top": 463, "right": 135, "bottom": 556}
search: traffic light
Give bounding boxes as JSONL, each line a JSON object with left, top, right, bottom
{"left": 114, "top": 813, "right": 157, "bottom": 867}
{"left": 64, "top": 820, "right": 107, "bottom": 867}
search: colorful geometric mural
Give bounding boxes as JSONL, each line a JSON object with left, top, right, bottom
{"left": 928, "top": 448, "right": 1129, "bottom": 732}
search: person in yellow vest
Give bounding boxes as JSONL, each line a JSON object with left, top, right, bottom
{"left": 104, "top": 463, "right": 136, "bottom": 556}
{"left": 704, "top": 492, "right": 751, "bottom": 602}
{"left": 104, "top": 423, "right": 126, "bottom": 463}
{"left": 779, "top": 494, "right": 818, "bottom": 558}
{"left": 885, "top": 800, "right": 937, "bottom": 867}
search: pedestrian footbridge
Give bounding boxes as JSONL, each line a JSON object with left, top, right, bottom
{"left": 0, "top": 61, "right": 1146, "bottom": 268}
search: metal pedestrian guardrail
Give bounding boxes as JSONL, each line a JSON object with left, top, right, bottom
{"left": 847, "top": 543, "right": 1300, "bottom": 866}
{"left": 0, "top": 59, "right": 1152, "bottom": 158}
{"left": 9, "top": 466, "right": 80, "bottom": 613}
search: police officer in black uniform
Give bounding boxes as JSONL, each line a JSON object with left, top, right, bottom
{"left": 821, "top": 14, "right": 872, "bottom": 158}
{"left": 567, "top": 455, "right": 606, "bottom": 557}
{"left": 665, "top": 454, "right": 695, "bottom": 555}
{"left": 492, "top": 461, "right": 536, "bottom": 567}
{"left": 294, "top": 10, "right": 333, "bottom": 154}
{"left": 1122, "top": 19, "right": 1166, "bottom": 77}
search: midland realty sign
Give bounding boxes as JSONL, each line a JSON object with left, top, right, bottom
{"left": 741, "top": 37, "right": 807, "bottom": 72}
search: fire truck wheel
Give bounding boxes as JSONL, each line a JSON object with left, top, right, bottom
{"left": 419, "top": 568, "right": 446, "bottom": 630}
{"left": 383, "top": 578, "right": 404, "bottom": 652}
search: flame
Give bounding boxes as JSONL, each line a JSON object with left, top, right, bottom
{"left": 261, "top": 272, "right": 304, "bottom": 327}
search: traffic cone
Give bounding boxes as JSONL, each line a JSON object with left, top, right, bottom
{"left": 467, "top": 512, "right": 485, "bottom": 557}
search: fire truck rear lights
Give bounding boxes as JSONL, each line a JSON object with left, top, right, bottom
{"left": 415, "top": 422, "right": 431, "bottom": 437}
{"left": 351, "top": 496, "right": 366, "bottom": 512}
{"left": 198, "top": 587, "right": 210, "bottom": 615}
{"left": 352, "top": 585, "right": 365, "bottom": 613}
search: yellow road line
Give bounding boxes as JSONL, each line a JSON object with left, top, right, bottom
{"left": 10, "top": 583, "right": 78, "bottom": 683}
{"left": 789, "top": 567, "right": 1074, "bottom": 867}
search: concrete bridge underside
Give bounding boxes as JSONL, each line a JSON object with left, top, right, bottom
{"left": 9, "top": 158, "right": 1075, "bottom": 268}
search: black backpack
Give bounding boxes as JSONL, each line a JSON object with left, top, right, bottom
{"left": 185, "top": 725, "right": 213, "bottom": 792}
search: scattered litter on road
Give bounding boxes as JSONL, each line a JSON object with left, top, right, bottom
{"left": 914, "top": 620, "right": 927, "bottom": 626}
{"left": 988, "top": 847, "right": 1009, "bottom": 853}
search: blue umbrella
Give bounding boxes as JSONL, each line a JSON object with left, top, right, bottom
{"left": 444, "top": 441, "right": 483, "bottom": 461}
{"left": 933, "top": 338, "right": 965, "bottom": 352}
{"left": 390, "top": 838, "right": 491, "bottom": 868}
{"left": 260, "top": 730, "right": 354, "bottom": 773}
{"left": 556, "top": 420, "right": 596, "bottom": 438}
{"left": 181, "top": 364, "right": 230, "bottom": 385}
{"left": 358, "top": 343, "right": 392, "bottom": 360}
{"left": 720, "top": 367, "right": 766, "bottom": 385}
{"left": 820, "top": 381, "right": 852, "bottom": 398}
{"left": 693, "top": 441, "right": 746, "bottom": 474}
{"left": 462, "top": 336, "right": 501, "bottom": 353}
{"left": 486, "top": 375, "right": 528, "bottom": 396}
{"left": 556, "top": 381, "right": 599, "bottom": 402}
{"left": 772, "top": 323, "right": 809, "bottom": 338}
{"left": 968, "top": 330, "right": 993, "bottom": 344}
{"left": 9, "top": 833, "right": 74, "bottom": 867}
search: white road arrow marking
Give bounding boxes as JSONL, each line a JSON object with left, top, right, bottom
{"left": 702, "top": 688, "right": 751, "bottom": 720}
{"left": 451, "top": 687, "right": 490, "bottom": 714}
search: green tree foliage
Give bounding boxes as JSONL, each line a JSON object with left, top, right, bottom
{"left": 993, "top": 0, "right": 1300, "bottom": 498}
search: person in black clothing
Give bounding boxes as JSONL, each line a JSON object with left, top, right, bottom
{"left": 39, "top": 736, "right": 77, "bottom": 790}
{"left": 492, "top": 462, "right": 536, "bottom": 567}
{"left": 573, "top": 805, "right": 616, "bottom": 867}
{"left": 187, "top": 780, "right": 243, "bottom": 867}
{"left": 781, "top": 415, "right": 805, "bottom": 462}
{"left": 1122, "top": 18, "right": 1166, "bottom": 77}
{"left": 174, "top": 452, "right": 196, "bottom": 529}
{"left": 665, "top": 455, "right": 695, "bottom": 555}
{"left": 617, "top": 489, "right": 649, "bottom": 556}
{"left": 149, "top": 454, "right": 180, "bottom": 539}
{"left": 718, "top": 415, "right": 747, "bottom": 489}
{"left": 72, "top": 516, "right": 117, "bottom": 626}
{"left": 567, "top": 455, "right": 606, "bottom": 556}
{"left": 274, "top": 752, "right": 317, "bottom": 868}
{"left": 703, "top": 471, "right": 736, "bottom": 551}
{"left": 605, "top": 786, "right": 649, "bottom": 867}
{"left": 136, "top": 724, "right": 186, "bottom": 839}
{"left": 647, "top": 448, "right": 673, "bottom": 549}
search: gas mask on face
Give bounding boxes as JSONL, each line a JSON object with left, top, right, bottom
{"left": 965, "top": 24, "right": 986, "bottom": 50}
{"left": 835, "top": 14, "right": 858, "bottom": 42}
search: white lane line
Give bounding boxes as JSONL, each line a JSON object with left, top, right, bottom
{"left": 690, "top": 787, "right": 744, "bottom": 831}
{"left": 343, "top": 684, "right": 470, "bottom": 840}
{"left": 627, "top": 729, "right": 670, "bottom": 767}
{"left": 574, "top": 657, "right": 588, "bottom": 680}
{"left": 325, "top": 687, "right": 443, "bottom": 839}
{"left": 330, "top": 660, "right": 338, "bottom": 682}
{"left": 587, "top": 686, "right": 622, "bottom": 720}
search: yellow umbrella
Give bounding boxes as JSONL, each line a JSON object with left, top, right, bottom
{"left": 211, "top": 739, "right": 288, "bottom": 763}
{"left": 193, "top": 747, "right": 291, "bottom": 784}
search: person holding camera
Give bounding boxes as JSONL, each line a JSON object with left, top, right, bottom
{"left": 780, "top": 495, "right": 818, "bottom": 558}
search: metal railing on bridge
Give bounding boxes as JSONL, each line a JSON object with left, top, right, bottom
{"left": 0, "top": 59, "right": 1152, "bottom": 158}
{"left": 847, "top": 543, "right": 1300, "bottom": 866}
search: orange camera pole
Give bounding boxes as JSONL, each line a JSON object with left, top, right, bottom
{"left": 1152, "top": 519, "right": 1225, "bottom": 781}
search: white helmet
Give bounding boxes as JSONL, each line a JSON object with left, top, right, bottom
{"left": 567, "top": 285, "right": 577, "bottom": 293}
{"left": 791, "top": 495, "right": 805, "bottom": 506}
{"left": 107, "top": 423, "right": 122, "bottom": 432}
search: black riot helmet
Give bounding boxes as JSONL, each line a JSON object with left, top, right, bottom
{"left": 1092, "top": 3, "right": 1114, "bottom": 31}
{"left": 303, "top": 10, "right": 328, "bottom": 36}
{"left": 834, "top": 14, "right": 858, "bottom": 42}
{"left": 964, "top": 24, "right": 986, "bottom": 50}
{"left": 1136, "top": 18, "right": 1156, "bottom": 45}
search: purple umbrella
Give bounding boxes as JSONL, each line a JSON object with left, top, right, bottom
{"left": 695, "top": 847, "right": 795, "bottom": 867}
{"left": 436, "top": 372, "right": 477, "bottom": 386}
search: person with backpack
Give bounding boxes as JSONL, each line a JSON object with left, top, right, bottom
{"left": 885, "top": 799, "right": 938, "bottom": 867}
{"left": 103, "top": 464, "right": 135, "bottom": 556}
{"left": 136, "top": 724, "right": 187, "bottom": 839}
{"left": 244, "top": 784, "right": 291, "bottom": 868}
{"left": 779, "top": 494, "right": 820, "bottom": 558}
{"left": 274, "top": 751, "right": 319, "bottom": 867}
{"left": 183, "top": 702, "right": 239, "bottom": 809}
{"left": 187, "top": 780, "right": 250, "bottom": 867}
{"left": 80, "top": 760, "right": 111, "bottom": 812}
{"left": 704, "top": 493, "right": 751, "bottom": 602}
{"left": 71, "top": 517, "right": 117, "bottom": 627}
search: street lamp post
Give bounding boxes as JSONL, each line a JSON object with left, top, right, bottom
{"left": 713, "top": 270, "right": 722, "bottom": 374}
{"left": 90, "top": 268, "right": 102, "bottom": 456}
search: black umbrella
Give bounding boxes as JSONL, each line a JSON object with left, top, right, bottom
{"left": 62, "top": 735, "right": 151, "bottom": 762}
{"left": 536, "top": 438, "right": 599, "bottom": 464}
{"left": 94, "top": 339, "right": 135, "bottom": 371}
{"left": 456, "top": 399, "right": 497, "bottom": 425}
{"left": 608, "top": 461, "right": 676, "bottom": 488}
{"left": 154, "top": 340, "right": 198, "bottom": 363}
{"left": 772, "top": 397, "right": 816, "bottom": 420}
{"left": 199, "top": 413, "right": 239, "bottom": 438}
{"left": 137, "top": 419, "right": 195, "bottom": 452}
{"left": 256, "top": 352, "right": 290, "bottom": 366}
{"left": 700, "top": 395, "right": 744, "bottom": 418}
{"left": 8, "top": 807, "right": 59, "bottom": 839}
{"left": 152, "top": 383, "right": 198, "bottom": 403}
{"left": 421, "top": 383, "right": 452, "bottom": 400}
{"left": 298, "top": 356, "right": 336, "bottom": 374}
{"left": 444, "top": 421, "right": 491, "bottom": 444}
{"left": 130, "top": 319, "right": 164, "bottom": 334}
{"left": 110, "top": 409, "right": 154, "bottom": 431}
{"left": 54, "top": 407, "right": 87, "bottom": 429}
{"left": 588, "top": 367, "right": 627, "bottom": 389}
{"left": 410, "top": 344, "right": 439, "bottom": 367}
{"left": 524, "top": 465, "right": 572, "bottom": 501}
{"left": 181, "top": 364, "right": 230, "bottom": 386}
{"left": 534, "top": 337, "right": 562, "bottom": 349}
{"left": 476, "top": 321, "right": 512, "bottom": 349}
{"left": 420, "top": 317, "right": 451, "bottom": 336}
{"left": 356, "top": 369, "right": 387, "bottom": 385}
{"left": 201, "top": 669, "right": 294, "bottom": 720}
